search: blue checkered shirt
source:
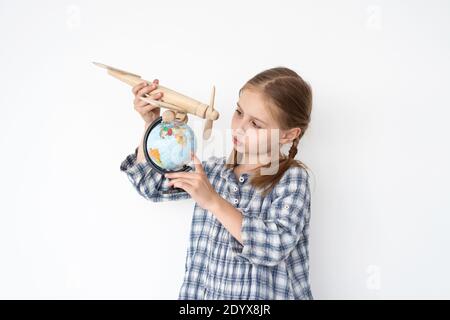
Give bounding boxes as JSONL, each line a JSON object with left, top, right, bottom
{"left": 120, "top": 148, "right": 313, "bottom": 299}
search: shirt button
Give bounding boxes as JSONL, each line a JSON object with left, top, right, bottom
{"left": 239, "top": 176, "right": 245, "bottom": 183}
{"left": 284, "top": 204, "right": 290, "bottom": 209}
{"left": 233, "top": 186, "right": 238, "bottom": 192}
{"left": 233, "top": 198, "right": 239, "bottom": 204}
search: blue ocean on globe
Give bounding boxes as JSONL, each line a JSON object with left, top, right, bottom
{"left": 146, "top": 120, "right": 197, "bottom": 172}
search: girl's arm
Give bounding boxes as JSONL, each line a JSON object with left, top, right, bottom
{"left": 135, "top": 122, "right": 151, "bottom": 165}
{"left": 164, "top": 158, "right": 311, "bottom": 266}
{"left": 209, "top": 196, "right": 244, "bottom": 244}
{"left": 210, "top": 167, "right": 311, "bottom": 267}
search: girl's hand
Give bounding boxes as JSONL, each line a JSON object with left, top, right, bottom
{"left": 165, "top": 153, "right": 221, "bottom": 211}
{"left": 132, "top": 79, "right": 163, "bottom": 124}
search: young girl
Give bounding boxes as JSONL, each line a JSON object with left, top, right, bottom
{"left": 120, "top": 67, "right": 313, "bottom": 300}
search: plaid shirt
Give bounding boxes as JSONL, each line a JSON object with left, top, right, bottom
{"left": 120, "top": 148, "right": 313, "bottom": 299}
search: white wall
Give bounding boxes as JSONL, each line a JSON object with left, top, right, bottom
{"left": 1, "top": 0, "right": 449, "bottom": 299}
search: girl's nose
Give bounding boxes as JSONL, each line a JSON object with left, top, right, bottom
{"left": 233, "top": 127, "right": 246, "bottom": 137}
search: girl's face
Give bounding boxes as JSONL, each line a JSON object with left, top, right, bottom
{"left": 231, "top": 88, "right": 300, "bottom": 162}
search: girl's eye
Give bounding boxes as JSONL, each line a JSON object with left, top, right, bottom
{"left": 251, "top": 121, "right": 261, "bottom": 129}
{"left": 235, "top": 109, "right": 260, "bottom": 128}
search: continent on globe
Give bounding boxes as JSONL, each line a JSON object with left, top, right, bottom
{"left": 149, "top": 148, "right": 162, "bottom": 166}
{"left": 145, "top": 119, "right": 197, "bottom": 172}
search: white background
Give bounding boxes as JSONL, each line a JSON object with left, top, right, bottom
{"left": 1, "top": 0, "right": 449, "bottom": 299}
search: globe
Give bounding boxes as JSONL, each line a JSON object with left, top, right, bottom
{"left": 143, "top": 116, "right": 197, "bottom": 173}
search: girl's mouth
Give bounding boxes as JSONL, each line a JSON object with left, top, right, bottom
{"left": 233, "top": 136, "right": 243, "bottom": 146}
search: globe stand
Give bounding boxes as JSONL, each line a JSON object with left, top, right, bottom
{"left": 143, "top": 116, "right": 196, "bottom": 196}
{"left": 162, "top": 186, "right": 185, "bottom": 194}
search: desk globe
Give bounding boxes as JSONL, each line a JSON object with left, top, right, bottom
{"left": 143, "top": 116, "right": 197, "bottom": 194}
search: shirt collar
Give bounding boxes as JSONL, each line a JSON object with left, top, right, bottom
{"left": 220, "top": 166, "right": 251, "bottom": 183}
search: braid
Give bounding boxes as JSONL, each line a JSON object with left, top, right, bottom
{"left": 288, "top": 137, "right": 300, "bottom": 159}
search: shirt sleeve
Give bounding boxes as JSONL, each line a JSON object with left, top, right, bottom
{"left": 230, "top": 166, "right": 311, "bottom": 267}
{"left": 120, "top": 148, "right": 223, "bottom": 202}
{"left": 119, "top": 147, "right": 190, "bottom": 202}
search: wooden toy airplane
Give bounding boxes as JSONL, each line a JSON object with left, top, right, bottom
{"left": 93, "top": 61, "right": 219, "bottom": 140}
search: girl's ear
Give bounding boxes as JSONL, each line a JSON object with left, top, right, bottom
{"left": 280, "top": 127, "right": 301, "bottom": 145}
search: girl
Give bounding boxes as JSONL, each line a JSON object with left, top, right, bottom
{"left": 120, "top": 67, "right": 313, "bottom": 299}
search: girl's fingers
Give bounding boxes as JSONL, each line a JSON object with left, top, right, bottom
{"left": 140, "top": 105, "right": 160, "bottom": 113}
{"left": 165, "top": 172, "right": 198, "bottom": 180}
{"left": 136, "top": 85, "right": 151, "bottom": 97}
{"left": 133, "top": 79, "right": 159, "bottom": 95}
{"left": 172, "top": 181, "right": 193, "bottom": 194}
{"left": 137, "top": 88, "right": 163, "bottom": 100}
{"left": 153, "top": 92, "right": 163, "bottom": 99}
{"left": 134, "top": 97, "right": 150, "bottom": 108}
{"left": 168, "top": 178, "right": 194, "bottom": 188}
{"left": 191, "top": 153, "right": 205, "bottom": 174}
{"left": 135, "top": 92, "right": 162, "bottom": 108}
{"left": 132, "top": 82, "right": 147, "bottom": 95}
{"left": 137, "top": 83, "right": 160, "bottom": 97}
{"left": 135, "top": 97, "right": 159, "bottom": 110}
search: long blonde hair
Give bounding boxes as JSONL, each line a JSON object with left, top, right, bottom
{"left": 225, "top": 67, "right": 313, "bottom": 197}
